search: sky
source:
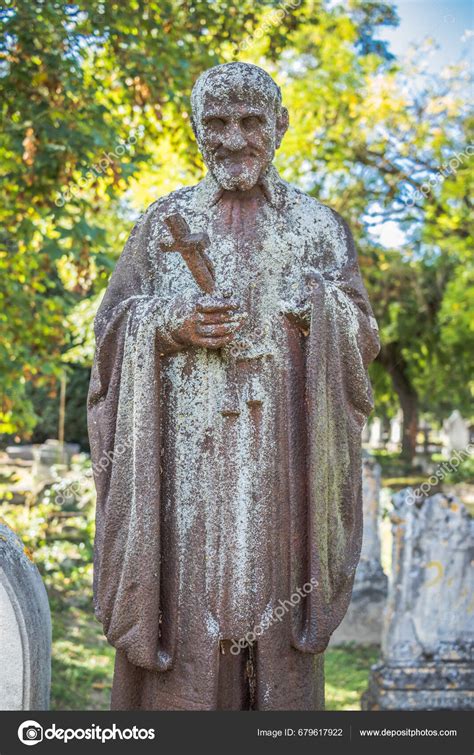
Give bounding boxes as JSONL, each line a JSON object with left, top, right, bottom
{"left": 380, "top": 0, "right": 473, "bottom": 73}
{"left": 371, "top": 0, "right": 473, "bottom": 248}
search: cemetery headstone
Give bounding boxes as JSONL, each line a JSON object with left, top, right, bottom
{"left": 363, "top": 490, "right": 474, "bottom": 710}
{"left": 443, "top": 410, "right": 470, "bottom": 453}
{"left": 0, "top": 520, "right": 51, "bottom": 710}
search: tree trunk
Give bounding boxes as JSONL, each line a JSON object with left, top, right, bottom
{"left": 397, "top": 382, "right": 418, "bottom": 461}
{"left": 377, "top": 344, "right": 419, "bottom": 464}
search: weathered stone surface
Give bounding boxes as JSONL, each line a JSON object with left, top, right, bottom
{"left": 0, "top": 521, "right": 51, "bottom": 710}
{"left": 331, "top": 454, "right": 387, "bottom": 645}
{"left": 362, "top": 490, "right": 474, "bottom": 710}
{"left": 89, "top": 61, "right": 380, "bottom": 710}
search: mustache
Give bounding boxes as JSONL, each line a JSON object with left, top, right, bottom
{"left": 214, "top": 147, "right": 260, "bottom": 159}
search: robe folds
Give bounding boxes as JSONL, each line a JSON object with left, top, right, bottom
{"left": 88, "top": 166, "right": 380, "bottom": 710}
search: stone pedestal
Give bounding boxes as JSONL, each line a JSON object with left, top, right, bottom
{"left": 363, "top": 490, "right": 474, "bottom": 710}
{"left": 331, "top": 455, "right": 388, "bottom": 645}
{"left": 0, "top": 520, "right": 51, "bottom": 710}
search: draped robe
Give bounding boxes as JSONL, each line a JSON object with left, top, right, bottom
{"left": 88, "top": 166, "right": 380, "bottom": 710}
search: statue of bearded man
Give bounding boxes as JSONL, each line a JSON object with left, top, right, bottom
{"left": 88, "top": 62, "right": 380, "bottom": 711}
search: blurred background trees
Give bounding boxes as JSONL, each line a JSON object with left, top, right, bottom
{"left": 1, "top": 0, "right": 472, "bottom": 461}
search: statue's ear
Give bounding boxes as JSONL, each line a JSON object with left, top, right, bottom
{"left": 190, "top": 114, "right": 198, "bottom": 139}
{"left": 275, "top": 107, "right": 289, "bottom": 149}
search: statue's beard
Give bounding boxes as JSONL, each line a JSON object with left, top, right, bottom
{"left": 206, "top": 152, "right": 269, "bottom": 191}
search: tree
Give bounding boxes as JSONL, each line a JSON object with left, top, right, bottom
{"left": 267, "top": 30, "right": 472, "bottom": 461}
{"left": 0, "top": 0, "right": 300, "bottom": 435}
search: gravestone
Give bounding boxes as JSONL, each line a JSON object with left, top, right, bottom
{"left": 7, "top": 440, "right": 80, "bottom": 466}
{"left": 368, "top": 417, "right": 383, "bottom": 449}
{"left": 443, "top": 410, "right": 470, "bottom": 453}
{"left": 30, "top": 440, "right": 80, "bottom": 491}
{"left": 0, "top": 520, "right": 51, "bottom": 710}
{"left": 331, "top": 455, "right": 388, "bottom": 645}
{"left": 388, "top": 410, "right": 402, "bottom": 451}
{"left": 5, "top": 445, "right": 35, "bottom": 463}
{"left": 363, "top": 490, "right": 474, "bottom": 710}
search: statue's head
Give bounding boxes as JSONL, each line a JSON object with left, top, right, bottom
{"left": 191, "top": 62, "right": 289, "bottom": 191}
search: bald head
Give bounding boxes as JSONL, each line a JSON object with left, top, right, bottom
{"left": 191, "top": 63, "right": 282, "bottom": 122}
{"left": 190, "top": 63, "right": 289, "bottom": 191}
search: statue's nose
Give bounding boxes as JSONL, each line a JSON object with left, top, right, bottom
{"left": 222, "top": 124, "right": 247, "bottom": 151}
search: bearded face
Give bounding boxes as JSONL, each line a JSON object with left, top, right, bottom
{"left": 191, "top": 69, "right": 289, "bottom": 191}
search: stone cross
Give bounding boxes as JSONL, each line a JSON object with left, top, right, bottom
{"left": 160, "top": 212, "right": 216, "bottom": 294}
{"left": 0, "top": 520, "right": 51, "bottom": 710}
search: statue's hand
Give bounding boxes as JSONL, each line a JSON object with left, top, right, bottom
{"left": 172, "top": 294, "right": 246, "bottom": 350}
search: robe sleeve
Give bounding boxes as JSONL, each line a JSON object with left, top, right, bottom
{"left": 291, "top": 209, "right": 380, "bottom": 654}
{"left": 88, "top": 204, "right": 182, "bottom": 671}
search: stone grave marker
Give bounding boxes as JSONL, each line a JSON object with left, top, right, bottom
{"left": 0, "top": 520, "right": 51, "bottom": 710}
{"left": 363, "top": 490, "right": 474, "bottom": 710}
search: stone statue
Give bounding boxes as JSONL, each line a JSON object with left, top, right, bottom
{"left": 88, "top": 62, "right": 380, "bottom": 710}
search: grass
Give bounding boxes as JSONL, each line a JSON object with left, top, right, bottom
{"left": 50, "top": 599, "right": 114, "bottom": 710}
{"left": 324, "top": 645, "right": 379, "bottom": 711}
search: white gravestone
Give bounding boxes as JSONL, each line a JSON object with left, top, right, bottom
{"left": 0, "top": 520, "right": 51, "bottom": 710}
{"left": 368, "top": 417, "right": 383, "bottom": 449}
{"left": 443, "top": 410, "right": 470, "bottom": 453}
{"left": 388, "top": 410, "right": 402, "bottom": 451}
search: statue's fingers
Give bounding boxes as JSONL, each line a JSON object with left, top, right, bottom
{"left": 198, "top": 311, "right": 246, "bottom": 325}
{"left": 195, "top": 334, "right": 234, "bottom": 350}
{"left": 196, "top": 324, "right": 236, "bottom": 337}
{"left": 197, "top": 298, "right": 241, "bottom": 314}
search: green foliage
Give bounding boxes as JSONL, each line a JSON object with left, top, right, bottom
{"left": 0, "top": 457, "right": 95, "bottom": 597}
{"left": 27, "top": 365, "right": 91, "bottom": 450}
{"left": 0, "top": 0, "right": 299, "bottom": 435}
{"left": 371, "top": 449, "right": 417, "bottom": 478}
{"left": 431, "top": 452, "right": 474, "bottom": 485}
{"left": 270, "top": 26, "right": 473, "bottom": 433}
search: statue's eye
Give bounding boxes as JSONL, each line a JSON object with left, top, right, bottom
{"left": 241, "top": 115, "right": 261, "bottom": 130}
{"left": 206, "top": 117, "right": 225, "bottom": 129}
